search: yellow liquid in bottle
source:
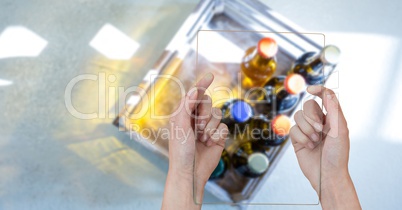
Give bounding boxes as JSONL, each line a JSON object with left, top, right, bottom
{"left": 241, "top": 46, "right": 277, "bottom": 89}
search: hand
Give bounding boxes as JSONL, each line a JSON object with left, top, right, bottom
{"left": 290, "top": 85, "right": 361, "bottom": 209}
{"left": 162, "top": 73, "right": 229, "bottom": 210}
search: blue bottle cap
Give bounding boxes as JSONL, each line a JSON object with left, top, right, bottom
{"left": 231, "top": 101, "right": 253, "bottom": 123}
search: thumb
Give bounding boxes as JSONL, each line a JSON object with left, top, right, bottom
{"left": 168, "top": 90, "right": 198, "bottom": 146}
{"left": 171, "top": 73, "right": 214, "bottom": 124}
{"left": 307, "top": 86, "right": 348, "bottom": 138}
{"left": 175, "top": 88, "right": 199, "bottom": 122}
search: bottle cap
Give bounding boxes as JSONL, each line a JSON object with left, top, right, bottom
{"left": 284, "top": 73, "right": 306, "bottom": 95}
{"left": 321, "top": 45, "right": 340, "bottom": 65}
{"left": 257, "top": 37, "right": 278, "bottom": 58}
{"left": 272, "top": 114, "right": 291, "bottom": 137}
{"left": 210, "top": 158, "right": 225, "bottom": 179}
{"left": 248, "top": 152, "right": 269, "bottom": 174}
{"left": 231, "top": 101, "right": 253, "bottom": 123}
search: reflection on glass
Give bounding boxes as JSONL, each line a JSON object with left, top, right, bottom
{"left": 89, "top": 24, "right": 140, "bottom": 60}
{"left": 0, "top": 26, "right": 47, "bottom": 59}
{"left": 381, "top": 63, "right": 402, "bottom": 143}
{"left": 143, "top": 69, "right": 159, "bottom": 83}
{"left": 127, "top": 95, "right": 141, "bottom": 105}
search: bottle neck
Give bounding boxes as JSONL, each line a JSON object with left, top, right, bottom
{"left": 275, "top": 88, "right": 299, "bottom": 113}
{"left": 275, "top": 88, "right": 289, "bottom": 101}
{"left": 306, "top": 54, "right": 324, "bottom": 73}
{"left": 251, "top": 48, "right": 273, "bottom": 67}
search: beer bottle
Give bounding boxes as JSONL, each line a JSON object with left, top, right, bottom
{"left": 221, "top": 99, "right": 254, "bottom": 134}
{"left": 209, "top": 149, "right": 230, "bottom": 180}
{"left": 250, "top": 114, "right": 291, "bottom": 147}
{"left": 253, "top": 73, "right": 305, "bottom": 117}
{"left": 290, "top": 45, "right": 340, "bottom": 85}
{"left": 241, "top": 37, "right": 278, "bottom": 89}
{"left": 232, "top": 142, "right": 269, "bottom": 178}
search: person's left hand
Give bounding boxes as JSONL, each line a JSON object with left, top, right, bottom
{"left": 169, "top": 72, "right": 228, "bottom": 180}
{"left": 162, "top": 73, "right": 228, "bottom": 209}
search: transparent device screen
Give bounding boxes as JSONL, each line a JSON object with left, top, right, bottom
{"left": 193, "top": 30, "right": 327, "bottom": 205}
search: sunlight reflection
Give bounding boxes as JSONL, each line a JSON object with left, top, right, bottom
{"left": 0, "top": 78, "right": 13, "bottom": 86}
{"left": 195, "top": 30, "right": 244, "bottom": 63}
{"left": 143, "top": 69, "right": 159, "bottom": 83}
{"left": 127, "top": 95, "right": 141, "bottom": 106}
{"left": 322, "top": 32, "right": 400, "bottom": 140}
{"left": 0, "top": 26, "right": 47, "bottom": 59}
{"left": 90, "top": 24, "right": 140, "bottom": 60}
{"left": 380, "top": 53, "right": 402, "bottom": 143}
{"left": 67, "top": 136, "right": 152, "bottom": 187}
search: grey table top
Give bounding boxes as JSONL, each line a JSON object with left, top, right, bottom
{"left": 1, "top": 0, "right": 402, "bottom": 209}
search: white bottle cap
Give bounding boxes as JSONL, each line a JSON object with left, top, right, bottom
{"left": 248, "top": 152, "right": 270, "bottom": 174}
{"left": 321, "top": 45, "right": 341, "bottom": 65}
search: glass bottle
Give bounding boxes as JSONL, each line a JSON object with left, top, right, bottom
{"left": 241, "top": 37, "right": 278, "bottom": 89}
{"left": 221, "top": 99, "right": 254, "bottom": 135}
{"left": 232, "top": 142, "right": 269, "bottom": 178}
{"left": 290, "top": 45, "right": 340, "bottom": 85}
{"left": 252, "top": 73, "right": 305, "bottom": 117}
{"left": 249, "top": 114, "right": 291, "bottom": 147}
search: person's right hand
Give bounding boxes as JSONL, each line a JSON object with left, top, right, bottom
{"left": 290, "top": 85, "right": 361, "bottom": 209}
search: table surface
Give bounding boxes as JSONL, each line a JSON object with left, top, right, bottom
{"left": 1, "top": 0, "right": 402, "bottom": 209}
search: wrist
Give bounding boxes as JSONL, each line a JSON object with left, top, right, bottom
{"left": 163, "top": 169, "right": 199, "bottom": 210}
{"left": 321, "top": 168, "right": 350, "bottom": 193}
{"left": 167, "top": 167, "right": 208, "bottom": 196}
{"left": 165, "top": 168, "right": 206, "bottom": 206}
{"left": 168, "top": 166, "right": 193, "bottom": 182}
{"left": 169, "top": 162, "right": 209, "bottom": 187}
{"left": 320, "top": 170, "right": 361, "bottom": 210}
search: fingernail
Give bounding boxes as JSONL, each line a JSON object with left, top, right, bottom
{"left": 311, "top": 133, "right": 319, "bottom": 142}
{"left": 187, "top": 88, "right": 197, "bottom": 99}
{"left": 198, "top": 120, "right": 206, "bottom": 130}
{"left": 314, "top": 122, "right": 323, "bottom": 131}
{"left": 307, "top": 85, "right": 321, "bottom": 93}
{"left": 205, "top": 73, "right": 213, "bottom": 80}
{"left": 308, "top": 142, "right": 315, "bottom": 149}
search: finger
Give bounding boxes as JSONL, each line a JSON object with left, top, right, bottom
{"left": 193, "top": 72, "right": 214, "bottom": 102}
{"left": 294, "top": 110, "right": 320, "bottom": 142}
{"left": 290, "top": 125, "right": 316, "bottom": 150}
{"left": 170, "top": 86, "right": 198, "bottom": 126}
{"left": 290, "top": 126, "right": 305, "bottom": 152}
{"left": 206, "top": 123, "right": 228, "bottom": 147}
{"left": 196, "top": 94, "right": 212, "bottom": 131}
{"left": 302, "top": 99, "right": 325, "bottom": 132}
{"left": 172, "top": 73, "right": 214, "bottom": 123}
{"left": 307, "top": 86, "right": 348, "bottom": 137}
{"left": 200, "top": 108, "right": 222, "bottom": 143}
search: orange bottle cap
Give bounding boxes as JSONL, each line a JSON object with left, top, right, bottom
{"left": 284, "top": 73, "right": 306, "bottom": 95}
{"left": 272, "top": 115, "right": 291, "bottom": 137}
{"left": 257, "top": 37, "right": 278, "bottom": 58}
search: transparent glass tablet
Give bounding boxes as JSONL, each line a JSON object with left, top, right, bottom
{"left": 193, "top": 30, "right": 330, "bottom": 206}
